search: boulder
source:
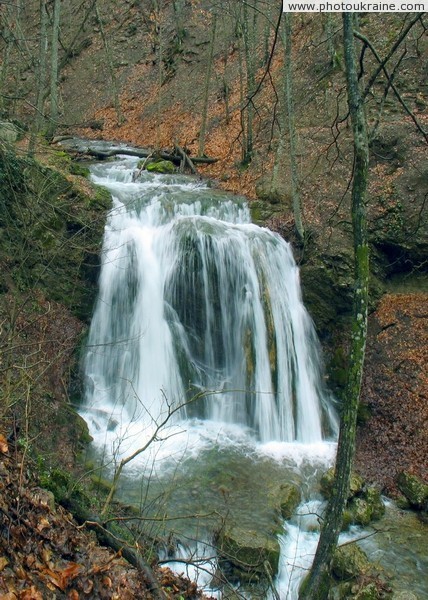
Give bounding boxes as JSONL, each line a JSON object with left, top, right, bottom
{"left": 351, "top": 582, "right": 381, "bottom": 599}
{"left": 216, "top": 526, "right": 280, "bottom": 581}
{"left": 146, "top": 159, "right": 175, "bottom": 174}
{"left": 0, "top": 122, "right": 18, "bottom": 143}
{"left": 320, "top": 469, "right": 384, "bottom": 528}
{"left": 347, "top": 488, "right": 385, "bottom": 526}
{"left": 320, "top": 468, "right": 364, "bottom": 500}
{"left": 277, "top": 483, "right": 301, "bottom": 520}
{"left": 331, "top": 544, "right": 370, "bottom": 580}
{"left": 391, "top": 592, "right": 418, "bottom": 600}
{"left": 397, "top": 471, "right": 428, "bottom": 509}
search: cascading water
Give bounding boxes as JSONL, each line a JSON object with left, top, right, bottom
{"left": 83, "top": 157, "right": 336, "bottom": 446}
{"left": 81, "top": 153, "right": 338, "bottom": 599}
{"left": 78, "top": 151, "right": 427, "bottom": 600}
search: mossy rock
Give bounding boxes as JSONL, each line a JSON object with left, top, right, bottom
{"left": 397, "top": 471, "right": 428, "bottom": 509}
{"left": 69, "top": 162, "right": 90, "bottom": 178}
{"left": 347, "top": 488, "right": 384, "bottom": 527}
{"left": 92, "top": 185, "right": 112, "bottom": 209}
{"left": 216, "top": 526, "right": 280, "bottom": 579}
{"left": 0, "top": 121, "right": 18, "bottom": 143}
{"left": 320, "top": 468, "right": 364, "bottom": 500}
{"left": 249, "top": 199, "right": 283, "bottom": 226}
{"left": 146, "top": 159, "right": 175, "bottom": 174}
{"left": 277, "top": 483, "right": 302, "bottom": 520}
{"left": 363, "top": 487, "right": 385, "bottom": 521}
{"left": 351, "top": 582, "right": 381, "bottom": 600}
{"left": 331, "top": 544, "right": 370, "bottom": 580}
{"left": 254, "top": 175, "right": 293, "bottom": 207}
{"left": 391, "top": 592, "right": 418, "bottom": 600}
{"left": 347, "top": 498, "right": 374, "bottom": 527}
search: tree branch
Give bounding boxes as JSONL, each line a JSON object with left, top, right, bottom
{"left": 354, "top": 27, "right": 427, "bottom": 143}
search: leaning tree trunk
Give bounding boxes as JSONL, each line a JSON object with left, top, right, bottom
{"left": 299, "top": 13, "right": 370, "bottom": 599}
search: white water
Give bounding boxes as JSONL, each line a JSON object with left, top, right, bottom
{"left": 83, "top": 157, "right": 336, "bottom": 448}
{"left": 81, "top": 156, "right": 339, "bottom": 598}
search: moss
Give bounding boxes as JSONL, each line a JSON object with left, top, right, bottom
{"left": 397, "top": 471, "right": 428, "bottom": 509}
{"left": 331, "top": 544, "right": 370, "bottom": 580}
{"left": 277, "top": 483, "right": 301, "bottom": 520}
{"left": 216, "top": 526, "right": 280, "bottom": 579}
{"left": 90, "top": 475, "right": 113, "bottom": 494}
{"left": 347, "top": 498, "right": 373, "bottom": 526}
{"left": 69, "top": 162, "right": 90, "bottom": 178}
{"left": 146, "top": 159, "right": 176, "bottom": 174}
{"left": 320, "top": 468, "right": 364, "bottom": 500}
{"left": 93, "top": 185, "right": 112, "bottom": 209}
{"left": 353, "top": 583, "right": 381, "bottom": 600}
{"left": 39, "top": 466, "right": 91, "bottom": 510}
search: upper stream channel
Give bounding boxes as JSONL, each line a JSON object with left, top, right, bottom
{"left": 75, "top": 144, "right": 427, "bottom": 599}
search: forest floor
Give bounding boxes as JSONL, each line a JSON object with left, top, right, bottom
{"left": 0, "top": 436, "right": 213, "bottom": 600}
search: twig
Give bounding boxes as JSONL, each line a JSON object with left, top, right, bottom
{"left": 354, "top": 29, "right": 428, "bottom": 143}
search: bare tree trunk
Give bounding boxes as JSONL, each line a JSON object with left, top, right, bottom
{"left": 237, "top": 26, "right": 247, "bottom": 159}
{"left": 0, "top": 6, "right": 13, "bottom": 117}
{"left": 46, "top": 0, "right": 61, "bottom": 140}
{"left": 284, "top": 13, "right": 304, "bottom": 241}
{"left": 324, "top": 14, "right": 336, "bottom": 67}
{"left": 198, "top": 12, "right": 217, "bottom": 157}
{"left": 299, "top": 13, "right": 370, "bottom": 599}
{"left": 28, "top": 0, "right": 48, "bottom": 155}
{"left": 242, "top": 0, "right": 257, "bottom": 164}
{"left": 94, "top": 1, "right": 124, "bottom": 126}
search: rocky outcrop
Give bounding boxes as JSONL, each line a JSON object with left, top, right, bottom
{"left": 215, "top": 526, "right": 280, "bottom": 582}
{"left": 397, "top": 471, "right": 428, "bottom": 511}
{"left": 320, "top": 468, "right": 385, "bottom": 528}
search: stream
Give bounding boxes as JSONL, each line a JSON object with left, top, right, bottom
{"left": 77, "top": 149, "right": 427, "bottom": 599}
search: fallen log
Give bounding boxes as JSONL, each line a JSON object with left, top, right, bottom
{"left": 58, "top": 142, "right": 218, "bottom": 165}
{"left": 174, "top": 143, "right": 198, "bottom": 175}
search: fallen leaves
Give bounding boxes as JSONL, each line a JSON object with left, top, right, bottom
{"left": 0, "top": 443, "right": 211, "bottom": 599}
{"left": 356, "top": 293, "right": 428, "bottom": 494}
{"left": 0, "top": 435, "right": 8, "bottom": 455}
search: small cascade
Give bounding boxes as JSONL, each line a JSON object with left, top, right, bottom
{"left": 83, "top": 157, "right": 335, "bottom": 445}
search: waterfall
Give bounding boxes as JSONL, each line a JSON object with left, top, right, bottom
{"left": 83, "top": 157, "right": 335, "bottom": 448}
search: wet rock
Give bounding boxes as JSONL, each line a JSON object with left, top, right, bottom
{"left": 351, "top": 582, "right": 381, "bottom": 599}
{"left": 216, "top": 526, "right": 280, "bottom": 581}
{"left": 391, "top": 592, "right": 418, "bottom": 600}
{"left": 320, "top": 469, "right": 384, "bottom": 528}
{"left": 397, "top": 471, "right": 428, "bottom": 509}
{"left": 347, "top": 488, "right": 385, "bottom": 526}
{"left": 331, "top": 544, "right": 370, "bottom": 580}
{"left": 146, "top": 159, "right": 175, "bottom": 174}
{"left": 0, "top": 121, "right": 17, "bottom": 143}
{"left": 277, "top": 483, "right": 301, "bottom": 520}
{"left": 320, "top": 468, "right": 364, "bottom": 499}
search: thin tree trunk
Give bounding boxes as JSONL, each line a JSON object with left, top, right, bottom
{"left": 94, "top": 1, "right": 124, "bottom": 126}
{"left": 284, "top": 13, "right": 304, "bottom": 241}
{"left": 0, "top": 11, "right": 13, "bottom": 117}
{"left": 242, "top": 0, "right": 257, "bottom": 164}
{"left": 299, "top": 13, "right": 370, "bottom": 599}
{"left": 46, "top": 0, "right": 61, "bottom": 140}
{"left": 198, "top": 13, "right": 217, "bottom": 157}
{"left": 237, "top": 27, "right": 247, "bottom": 160}
{"left": 325, "top": 14, "right": 336, "bottom": 67}
{"left": 28, "top": 0, "right": 48, "bottom": 155}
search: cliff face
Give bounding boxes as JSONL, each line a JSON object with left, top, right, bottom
{"left": 1, "top": 4, "right": 427, "bottom": 490}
